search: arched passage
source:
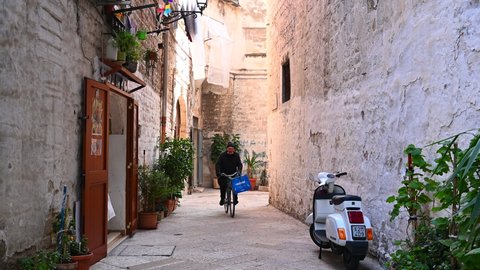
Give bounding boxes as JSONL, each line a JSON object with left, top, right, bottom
{"left": 175, "top": 97, "right": 188, "bottom": 139}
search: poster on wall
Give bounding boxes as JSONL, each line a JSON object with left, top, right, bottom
{"left": 91, "top": 138, "right": 102, "bottom": 156}
{"left": 92, "top": 89, "right": 103, "bottom": 136}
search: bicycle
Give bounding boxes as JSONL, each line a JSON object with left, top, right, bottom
{"left": 221, "top": 172, "right": 239, "bottom": 218}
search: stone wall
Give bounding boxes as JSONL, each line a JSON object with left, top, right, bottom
{"left": 0, "top": 0, "right": 165, "bottom": 267}
{"left": 201, "top": 0, "right": 268, "bottom": 187}
{"left": 266, "top": 0, "right": 480, "bottom": 261}
{"left": 0, "top": 1, "right": 99, "bottom": 266}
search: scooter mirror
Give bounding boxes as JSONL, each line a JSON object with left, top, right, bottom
{"left": 308, "top": 173, "right": 318, "bottom": 182}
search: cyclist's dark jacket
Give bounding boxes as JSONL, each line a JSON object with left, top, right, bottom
{"left": 216, "top": 151, "right": 243, "bottom": 178}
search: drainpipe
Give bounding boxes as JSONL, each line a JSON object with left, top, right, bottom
{"left": 161, "top": 32, "right": 169, "bottom": 143}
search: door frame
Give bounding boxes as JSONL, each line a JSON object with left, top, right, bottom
{"left": 82, "top": 79, "right": 139, "bottom": 263}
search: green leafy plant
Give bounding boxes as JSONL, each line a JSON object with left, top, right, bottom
{"left": 138, "top": 165, "right": 169, "bottom": 212}
{"left": 52, "top": 208, "right": 76, "bottom": 264}
{"left": 113, "top": 30, "right": 142, "bottom": 61}
{"left": 385, "top": 219, "right": 451, "bottom": 270}
{"left": 259, "top": 169, "right": 268, "bottom": 186}
{"left": 144, "top": 49, "right": 158, "bottom": 61}
{"left": 156, "top": 138, "right": 194, "bottom": 200}
{"left": 210, "top": 133, "right": 241, "bottom": 163}
{"left": 386, "top": 129, "right": 480, "bottom": 269}
{"left": 19, "top": 250, "right": 60, "bottom": 270}
{"left": 243, "top": 150, "right": 262, "bottom": 178}
{"left": 69, "top": 235, "right": 89, "bottom": 256}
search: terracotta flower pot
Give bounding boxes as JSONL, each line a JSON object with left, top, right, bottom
{"left": 56, "top": 261, "right": 78, "bottom": 270}
{"left": 249, "top": 178, "right": 257, "bottom": 190}
{"left": 71, "top": 253, "right": 93, "bottom": 270}
{"left": 138, "top": 212, "right": 158, "bottom": 229}
{"left": 164, "top": 199, "right": 176, "bottom": 214}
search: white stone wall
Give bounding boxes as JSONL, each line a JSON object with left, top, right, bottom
{"left": 201, "top": 0, "right": 268, "bottom": 187}
{"left": 266, "top": 0, "right": 480, "bottom": 260}
{"left": 0, "top": 1, "right": 98, "bottom": 264}
{"left": 133, "top": 83, "right": 162, "bottom": 166}
{"left": 0, "top": 0, "right": 164, "bottom": 266}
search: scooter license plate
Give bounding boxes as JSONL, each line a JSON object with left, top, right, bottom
{"left": 352, "top": 225, "right": 366, "bottom": 239}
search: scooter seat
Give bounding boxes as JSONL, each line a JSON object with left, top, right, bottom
{"left": 331, "top": 195, "right": 361, "bottom": 205}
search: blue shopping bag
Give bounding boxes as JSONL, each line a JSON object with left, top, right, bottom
{"left": 232, "top": 175, "right": 251, "bottom": 194}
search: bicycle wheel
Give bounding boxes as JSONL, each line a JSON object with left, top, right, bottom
{"left": 225, "top": 188, "right": 230, "bottom": 214}
{"left": 230, "top": 189, "right": 235, "bottom": 218}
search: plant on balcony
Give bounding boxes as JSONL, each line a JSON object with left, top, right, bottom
{"left": 113, "top": 30, "right": 142, "bottom": 72}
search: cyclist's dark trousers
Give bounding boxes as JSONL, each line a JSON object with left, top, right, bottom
{"left": 218, "top": 176, "right": 238, "bottom": 202}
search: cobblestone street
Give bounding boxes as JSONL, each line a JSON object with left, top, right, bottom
{"left": 92, "top": 189, "right": 384, "bottom": 270}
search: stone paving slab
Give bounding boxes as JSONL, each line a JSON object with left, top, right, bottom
{"left": 92, "top": 189, "right": 385, "bottom": 270}
{"left": 117, "top": 245, "right": 176, "bottom": 257}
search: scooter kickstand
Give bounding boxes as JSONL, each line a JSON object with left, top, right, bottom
{"left": 318, "top": 245, "right": 322, "bottom": 259}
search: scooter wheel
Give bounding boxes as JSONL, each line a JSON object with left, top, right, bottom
{"left": 309, "top": 224, "right": 329, "bottom": 248}
{"left": 343, "top": 249, "right": 360, "bottom": 270}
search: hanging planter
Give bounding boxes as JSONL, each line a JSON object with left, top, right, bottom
{"left": 136, "top": 30, "right": 147, "bottom": 41}
{"left": 145, "top": 49, "right": 158, "bottom": 69}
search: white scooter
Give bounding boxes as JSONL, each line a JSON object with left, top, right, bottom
{"left": 305, "top": 172, "right": 373, "bottom": 270}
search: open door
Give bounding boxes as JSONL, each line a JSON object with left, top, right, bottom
{"left": 126, "top": 99, "right": 138, "bottom": 235}
{"left": 82, "top": 79, "right": 109, "bottom": 264}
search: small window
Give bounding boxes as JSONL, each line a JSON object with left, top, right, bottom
{"left": 282, "top": 58, "right": 291, "bottom": 103}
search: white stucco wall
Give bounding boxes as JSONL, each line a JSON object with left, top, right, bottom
{"left": 0, "top": 0, "right": 165, "bottom": 266}
{"left": 266, "top": 0, "right": 480, "bottom": 261}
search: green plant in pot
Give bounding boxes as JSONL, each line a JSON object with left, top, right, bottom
{"left": 124, "top": 43, "right": 142, "bottom": 73}
{"left": 155, "top": 138, "right": 194, "bottom": 213}
{"left": 69, "top": 234, "right": 92, "bottom": 270}
{"left": 113, "top": 30, "right": 142, "bottom": 72}
{"left": 138, "top": 164, "right": 169, "bottom": 229}
{"left": 243, "top": 150, "right": 262, "bottom": 190}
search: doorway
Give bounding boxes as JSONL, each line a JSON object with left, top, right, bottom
{"left": 107, "top": 91, "right": 127, "bottom": 248}
{"left": 82, "top": 79, "right": 138, "bottom": 264}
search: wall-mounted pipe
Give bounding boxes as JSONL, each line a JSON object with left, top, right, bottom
{"left": 161, "top": 32, "right": 169, "bottom": 143}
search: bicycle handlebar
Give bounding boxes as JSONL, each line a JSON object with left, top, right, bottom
{"left": 220, "top": 172, "right": 239, "bottom": 179}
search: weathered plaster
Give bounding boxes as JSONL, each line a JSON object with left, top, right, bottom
{"left": 266, "top": 0, "right": 480, "bottom": 261}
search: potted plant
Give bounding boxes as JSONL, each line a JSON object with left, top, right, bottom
{"left": 258, "top": 169, "right": 269, "bottom": 192}
{"left": 69, "top": 235, "right": 92, "bottom": 270}
{"left": 112, "top": 30, "right": 142, "bottom": 72}
{"left": 52, "top": 198, "right": 79, "bottom": 270}
{"left": 138, "top": 165, "right": 169, "bottom": 229}
{"left": 243, "top": 150, "right": 262, "bottom": 190}
{"left": 19, "top": 249, "right": 60, "bottom": 270}
{"left": 210, "top": 133, "right": 241, "bottom": 188}
{"left": 156, "top": 138, "right": 194, "bottom": 214}
{"left": 144, "top": 49, "right": 158, "bottom": 69}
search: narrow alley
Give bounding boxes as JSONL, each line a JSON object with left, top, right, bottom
{"left": 91, "top": 189, "right": 383, "bottom": 270}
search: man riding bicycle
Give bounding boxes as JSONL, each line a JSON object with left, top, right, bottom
{"left": 216, "top": 142, "right": 243, "bottom": 206}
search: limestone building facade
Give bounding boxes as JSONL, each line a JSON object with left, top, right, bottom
{"left": 0, "top": 0, "right": 200, "bottom": 267}
{"left": 201, "top": 0, "right": 269, "bottom": 187}
{"left": 266, "top": 0, "right": 480, "bottom": 260}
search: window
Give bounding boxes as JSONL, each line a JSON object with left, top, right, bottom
{"left": 282, "top": 57, "right": 291, "bottom": 103}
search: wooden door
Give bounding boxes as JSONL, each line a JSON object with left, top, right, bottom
{"left": 82, "top": 79, "right": 109, "bottom": 264}
{"left": 126, "top": 99, "right": 138, "bottom": 235}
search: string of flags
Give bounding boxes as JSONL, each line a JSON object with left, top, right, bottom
{"left": 157, "top": 0, "right": 174, "bottom": 17}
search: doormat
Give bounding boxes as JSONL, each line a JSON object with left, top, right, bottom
{"left": 118, "top": 245, "right": 176, "bottom": 256}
